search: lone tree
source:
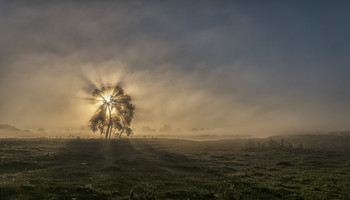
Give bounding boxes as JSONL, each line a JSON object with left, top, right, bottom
{"left": 88, "top": 84, "right": 135, "bottom": 138}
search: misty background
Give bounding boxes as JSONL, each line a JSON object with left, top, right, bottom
{"left": 0, "top": 1, "right": 350, "bottom": 137}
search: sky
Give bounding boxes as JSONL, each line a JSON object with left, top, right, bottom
{"left": 0, "top": 1, "right": 349, "bottom": 136}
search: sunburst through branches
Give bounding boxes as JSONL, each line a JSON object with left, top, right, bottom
{"left": 88, "top": 84, "right": 135, "bottom": 138}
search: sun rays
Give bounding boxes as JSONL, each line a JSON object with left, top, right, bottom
{"left": 88, "top": 84, "right": 135, "bottom": 138}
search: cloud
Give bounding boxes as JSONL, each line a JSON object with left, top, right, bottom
{"left": 0, "top": 1, "right": 349, "bottom": 136}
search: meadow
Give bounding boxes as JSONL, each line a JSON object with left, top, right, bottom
{"left": 0, "top": 134, "right": 349, "bottom": 199}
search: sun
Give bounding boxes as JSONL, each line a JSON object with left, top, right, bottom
{"left": 97, "top": 90, "right": 114, "bottom": 106}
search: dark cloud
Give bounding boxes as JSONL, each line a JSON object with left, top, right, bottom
{"left": 0, "top": 1, "right": 349, "bottom": 135}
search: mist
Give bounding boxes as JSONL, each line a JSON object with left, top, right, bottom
{"left": 1, "top": 1, "right": 350, "bottom": 137}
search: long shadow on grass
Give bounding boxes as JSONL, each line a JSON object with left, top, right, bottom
{"left": 0, "top": 139, "right": 141, "bottom": 200}
{"left": 0, "top": 139, "right": 288, "bottom": 199}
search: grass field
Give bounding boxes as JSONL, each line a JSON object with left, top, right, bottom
{"left": 0, "top": 135, "right": 349, "bottom": 199}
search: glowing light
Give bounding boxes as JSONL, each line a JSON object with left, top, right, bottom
{"left": 88, "top": 84, "right": 135, "bottom": 138}
{"left": 97, "top": 90, "right": 114, "bottom": 107}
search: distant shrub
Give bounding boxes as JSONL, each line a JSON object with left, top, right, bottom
{"left": 37, "top": 128, "right": 45, "bottom": 132}
{"left": 141, "top": 126, "right": 156, "bottom": 132}
{"left": 159, "top": 125, "right": 172, "bottom": 132}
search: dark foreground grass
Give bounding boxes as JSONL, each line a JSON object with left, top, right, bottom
{"left": 0, "top": 135, "right": 349, "bottom": 199}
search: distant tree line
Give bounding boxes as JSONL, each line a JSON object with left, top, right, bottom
{"left": 141, "top": 125, "right": 213, "bottom": 132}
{"left": 245, "top": 138, "right": 303, "bottom": 152}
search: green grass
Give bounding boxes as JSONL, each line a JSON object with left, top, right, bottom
{"left": 0, "top": 135, "right": 349, "bottom": 199}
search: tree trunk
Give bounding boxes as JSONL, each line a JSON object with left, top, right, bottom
{"left": 118, "top": 114, "right": 126, "bottom": 138}
{"left": 105, "top": 106, "right": 112, "bottom": 139}
{"left": 109, "top": 126, "right": 113, "bottom": 138}
{"left": 119, "top": 127, "right": 124, "bottom": 138}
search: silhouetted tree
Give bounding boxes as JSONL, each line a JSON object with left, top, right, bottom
{"left": 88, "top": 84, "right": 135, "bottom": 138}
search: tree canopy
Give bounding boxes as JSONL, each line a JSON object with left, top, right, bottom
{"left": 88, "top": 84, "right": 135, "bottom": 138}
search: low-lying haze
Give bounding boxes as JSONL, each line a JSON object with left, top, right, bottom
{"left": 0, "top": 1, "right": 349, "bottom": 136}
